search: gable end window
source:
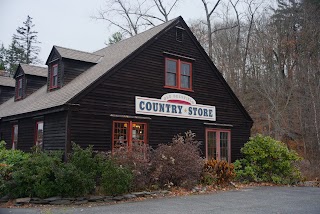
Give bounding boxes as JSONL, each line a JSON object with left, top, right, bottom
{"left": 165, "top": 58, "right": 192, "bottom": 91}
{"left": 176, "top": 27, "right": 184, "bottom": 42}
{"left": 16, "top": 78, "right": 23, "bottom": 99}
{"left": 50, "top": 64, "right": 58, "bottom": 89}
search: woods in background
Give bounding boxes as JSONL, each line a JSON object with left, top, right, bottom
{"left": 194, "top": 0, "right": 320, "bottom": 168}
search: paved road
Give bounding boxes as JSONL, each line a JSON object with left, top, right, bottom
{"left": 1, "top": 186, "right": 320, "bottom": 214}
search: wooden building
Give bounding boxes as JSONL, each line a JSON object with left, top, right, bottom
{"left": 0, "top": 76, "right": 15, "bottom": 105}
{"left": 0, "top": 17, "right": 253, "bottom": 162}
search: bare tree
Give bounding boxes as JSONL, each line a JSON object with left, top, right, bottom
{"left": 95, "top": 0, "right": 180, "bottom": 37}
{"left": 137, "top": 0, "right": 180, "bottom": 26}
{"left": 95, "top": 0, "right": 143, "bottom": 36}
{"left": 200, "top": 0, "right": 222, "bottom": 59}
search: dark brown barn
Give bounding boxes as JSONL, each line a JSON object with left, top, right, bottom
{"left": 0, "top": 76, "right": 15, "bottom": 105}
{"left": 0, "top": 17, "right": 253, "bottom": 162}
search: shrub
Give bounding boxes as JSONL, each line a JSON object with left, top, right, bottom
{"left": 233, "top": 161, "right": 257, "bottom": 183}
{"left": 55, "top": 163, "right": 94, "bottom": 197}
{"left": 113, "top": 142, "right": 153, "bottom": 191}
{"left": 67, "top": 143, "right": 97, "bottom": 193}
{"left": 150, "top": 131, "right": 203, "bottom": 189}
{"left": 10, "top": 151, "right": 63, "bottom": 198}
{"left": 101, "top": 159, "right": 133, "bottom": 196}
{"left": 234, "top": 135, "right": 302, "bottom": 184}
{"left": 0, "top": 141, "right": 30, "bottom": 165}
{"left": 0, "top": 141, "right": 30, "bottom": 197}
{"left": 8, "top": 143, "right": 99, "bottom": 198}
{"left": 201, "top": 159, "right": 235, "bottom": 185}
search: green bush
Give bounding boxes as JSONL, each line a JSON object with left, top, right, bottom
{"left": 67, "top": 143, "right": 97, "bottom": 193}
{"left": 7, "top": 143, "right": 100, "bottom": 198}
{"left": 0, "top": 140, "right": 30, "bottom": 197}
{"left": 101, "top": 159, "right": 133, "bottom": 196}
{"left": 55, "top": 163, "right": 94, "bottom": 197}
{"left": 234, "top": 135, "right": 302, "bottom": 184}
{"left": 10, "top": 151, "right": 62, "bottom": 198}
{"left": 150, "top": 131, "right": 203, "bottom": 189}
{"left": 0, "top": 141, "right": 30, "bottom": 165}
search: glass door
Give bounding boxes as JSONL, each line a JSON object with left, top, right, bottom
{"left": 206, "top": 129, "right": 231, "bottom": 162}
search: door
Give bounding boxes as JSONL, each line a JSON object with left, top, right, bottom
{"left": 206, "top": 129, "right": 231, "bottom": 162}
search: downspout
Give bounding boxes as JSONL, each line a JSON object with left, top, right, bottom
{"left": 64, "top": 103, "right": 80, "bottom": 161}
{"left": 64, "top": 109, "right": 70, "bottom": 161}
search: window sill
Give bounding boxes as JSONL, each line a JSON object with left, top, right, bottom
{"left": 15, "top": 97, "right": 23, "bottom": 101}
{"left": 164, "top": 85, "right": 194, "bottom": 92}
{"left": 49, "top": 86, "right": 60, "bottom": 91}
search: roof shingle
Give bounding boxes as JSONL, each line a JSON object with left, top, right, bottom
{"left": 0, "top": 18, "right": 177, "bottom": 118}
{"left": 20, "top": 64, "right": 48, "bottom": 77}
{"left": 0, "top": 76, "right": 15, "bottom": 87}
{"left": 54, "top": 46, "right": 103, "bottom": 63}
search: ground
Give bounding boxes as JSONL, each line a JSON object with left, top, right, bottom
{"left": 0, "top": 186, "right": 319, "bottom": 214}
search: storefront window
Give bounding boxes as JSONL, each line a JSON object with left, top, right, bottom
{"left": 112, "top": 121, "right": 147, "bottom": 157}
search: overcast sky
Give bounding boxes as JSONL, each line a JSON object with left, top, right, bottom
{"left": 0, "top": 0, "right": 205, "bottom": 64}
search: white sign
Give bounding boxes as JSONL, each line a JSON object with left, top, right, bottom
{"left": 135, "top": 93, "right": 216, "bottom": 121}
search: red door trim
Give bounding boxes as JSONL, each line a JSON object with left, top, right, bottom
{"left": 205, "top": 128, "right": 231, "bottom": 163}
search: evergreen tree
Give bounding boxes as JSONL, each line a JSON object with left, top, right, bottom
{"left": 13, "top": 15, "right": 40, "bottom": 64}
{"left": 0, "top": 44, "right": 6, "bottom": 70}
{"left": 5, "top": 39, "right": 25, "bottom": 75}
{"left": 108, "top": 32, "right": 123, "bottom": 45}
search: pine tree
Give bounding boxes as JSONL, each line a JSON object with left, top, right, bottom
{"left": 13, "top": 15, "right": 40, "bottom": 64}
{"left": 108, "top": 32, "right": 123, "bottom": 45}
{"left": 0, "top": 44, "right": 6, "bottom": 70}
{"left": 5, "top": 39, "right": 25, "bottom": 75}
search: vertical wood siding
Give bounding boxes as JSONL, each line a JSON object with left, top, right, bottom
{"left": 0, "top": 121, "right": 13, "bottom": 149}
{"left": 62, "top": 59, "right": 95, "bottom": 86}
{"left": 70, "top": 22, "right": 252, "bottom": 160}
{"left": 25, "top": 75, "right": 47, "bottom": 97}
{"left": 0, "top": 111, "right": 67, "bottom": 151}
{"left": 0, "top": 86, "right": 15, "bottom": 104}
{"left": 43, "top": 111, "right": 67, "bottom": 150}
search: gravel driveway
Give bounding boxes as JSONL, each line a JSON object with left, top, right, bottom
{"left": 1, "top": 186, "right": 320, "bottom": 214}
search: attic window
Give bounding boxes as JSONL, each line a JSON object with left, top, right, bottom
{"left": 17, "top": 78, "right": 23, "bottom": 99}
{"left": 50, "top": 64, "right": 58, "bottom": 89}
{"left": 176, "top": 27, "right": 184, "bottom": 42}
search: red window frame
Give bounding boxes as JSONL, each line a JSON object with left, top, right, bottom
{"left": 35, "top": 121, "right": 44, "bottom": 148}
{"left": 112, "top": 121, "right": 148, "bottom": 156}
{"left": 164, "top": 57, "right": 192, "bottom": 91}
{"left": 205, "top": 128, "right": 231, "bottom": 163}
{"left": 16, "top": 78, "right": 23, "bottom": 99}
{"left": 50, "top": 64, "right": 58, "bottom": 89}
{"left": 12, "top": 124, "right": 18, "bottom": 150}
